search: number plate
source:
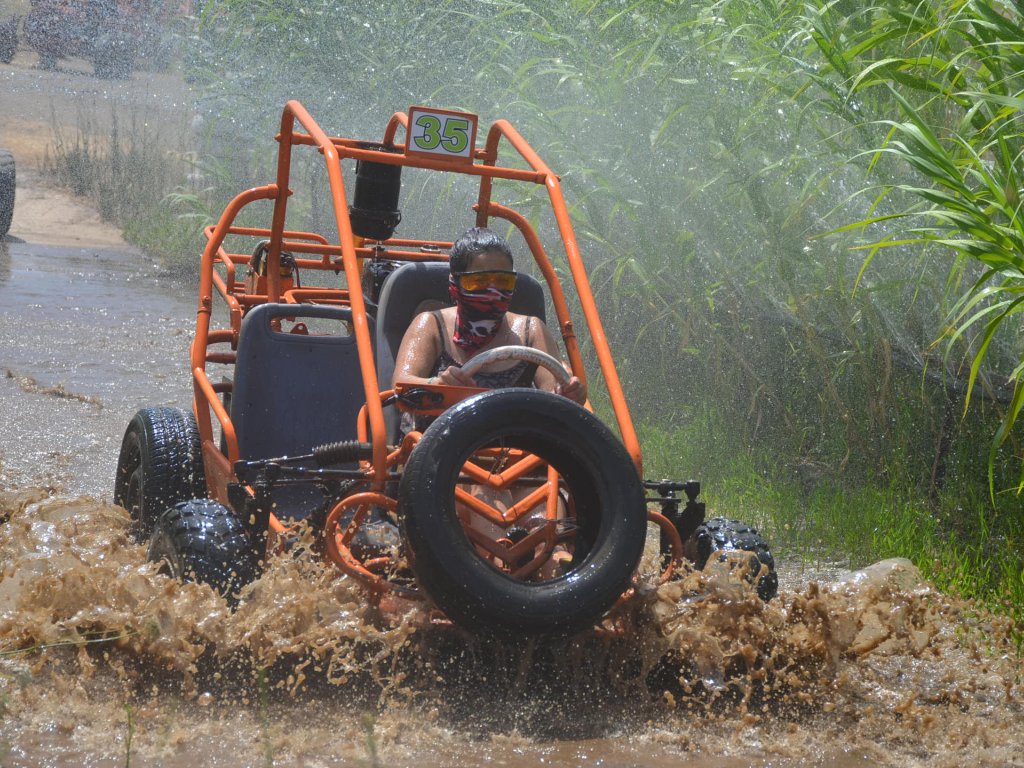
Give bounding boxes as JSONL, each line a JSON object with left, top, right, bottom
{"left": 406, "top": 106, "right": 478, "bottom": 163}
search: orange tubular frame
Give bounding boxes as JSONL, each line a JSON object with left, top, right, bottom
{"left": 190, "top": 101, "right": 651, "bottom": 590}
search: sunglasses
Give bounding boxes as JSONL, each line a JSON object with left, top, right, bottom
{"left": 456, "top": 269, "right": 518, "bottom": 292}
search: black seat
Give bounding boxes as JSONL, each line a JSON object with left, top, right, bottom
{"left": 374, "top": 261, "right": 546, "bottom": 441}
{"left": 231, "top": 303, "right": 372, "bottom": 520}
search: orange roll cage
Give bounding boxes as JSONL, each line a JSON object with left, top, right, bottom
{"left": 191, "top": 100, "right": 642, "bottom": 509}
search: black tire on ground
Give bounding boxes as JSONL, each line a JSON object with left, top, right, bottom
{"left": 399, "top": 388, "right": 648, "bottom": 637}
{"left": 148, "top": 499, "right": 261, "bottom": 604}
{"left": 0, "top": 149, "right": 14, "bottom": 238}
{"left": 689, "top": 516, "right": 778, "bottom": 601}
{"left": 114, "top": 407, "right": 206, "bottom": 541}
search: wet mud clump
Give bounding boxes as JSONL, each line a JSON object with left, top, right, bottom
{"left": 1, "top": 491, "right": 1022, "bottom": 767}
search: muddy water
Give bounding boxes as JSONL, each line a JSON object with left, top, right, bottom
{"left": 1, "top": 241, "right": 1023, "bottom": 767}
{"left": 0, "top": 240, "right": 195, "bottom": 496}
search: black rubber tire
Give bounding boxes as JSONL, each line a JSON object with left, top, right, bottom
{"left": 114, "top": 407, "right": 206, "bottom": 541}
{"left": 399, "top": 388, "right": 648, "bottom": 637}
{"left": 690, "top": 517, "right": 778, "bottom": 601}
{"left": 148, "top": 499, "right": 261, "bottom": 604}
{"left": 0, "top": 149, "right": 14, "bottom": 238}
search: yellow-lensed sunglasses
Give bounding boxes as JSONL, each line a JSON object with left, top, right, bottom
{"left": 456, "top": 269, "right": 518, "bottom": 292}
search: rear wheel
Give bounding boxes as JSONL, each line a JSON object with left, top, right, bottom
{"left": 399, "top": 389, "right": 648, "bottom": 637}
{"left": 689, "top": 517, "right": 778, "bottom": 600}
{"left": 0, "top": 149, "right": 14, "bottom": 238}
{"left": 114, "top": 407, "right": 206, "bottom": 540}
{"left": 148, "top": 500, "right": 261, "bottom": 605}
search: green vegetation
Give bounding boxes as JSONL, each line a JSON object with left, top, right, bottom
{"left": 640, "top": 413, "right": 1024, "bottom": 622}
{"left": 123, "top": 702, "right": 135, "bottom": 768}
{"left": 44, "top": 108, "right": 207, "bottom": 272}
{"left": 45, "top": 1, "right": 1023, "bottom": 622}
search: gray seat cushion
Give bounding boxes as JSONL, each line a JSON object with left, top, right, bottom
{"left": 231, "top": 303, "right": 371, "bottom": 519}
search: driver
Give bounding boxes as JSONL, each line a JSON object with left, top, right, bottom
{"left": 391, "top": 226, "right": 586, "bottom": 413}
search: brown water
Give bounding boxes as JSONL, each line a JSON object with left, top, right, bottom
{"left": 1, "top": 242, "right": 1022, "bottom": 768}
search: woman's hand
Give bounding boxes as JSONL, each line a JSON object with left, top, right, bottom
{"left": 557, "top": 375, "right": 587, "bottom": 404}
{"left": 436, "top": 365, "right": 476, "bottom": 387}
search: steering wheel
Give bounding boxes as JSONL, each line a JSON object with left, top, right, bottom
{"left": 459, "top": 345, "right": 571, "bottom": 386}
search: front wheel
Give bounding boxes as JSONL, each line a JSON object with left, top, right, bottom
{"left": 148, "top": 500, "right": 261, "bottom": 605}
{"left": 114, "top": 407, "right": 206, "bottom": 540}
{"left": 399, "top": 389, "right": 648, "bottom": 637}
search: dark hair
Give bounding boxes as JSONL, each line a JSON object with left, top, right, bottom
{"left": 449, "top": 227, "right": 514, "bottom": 273}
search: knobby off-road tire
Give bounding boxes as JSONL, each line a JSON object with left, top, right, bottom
{"left": 399, "top": 389, "right": 648, "bottom": 637}
{"left": 114, "top": 407, "right": 206, "bottom": 541}
{"left": 0, "top": 149, "right": 14, "bottom": 238}
{"left": 691, "top": 517, "right": 778, "bottom": 601}
{"left": 148, "top": 500, "right": 261, "bottom": 605}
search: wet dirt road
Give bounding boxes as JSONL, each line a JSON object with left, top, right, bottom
{"left": 0, "top": 238, "right": 194, "bottom": 497}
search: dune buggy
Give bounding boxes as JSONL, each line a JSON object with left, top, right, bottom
{"left": 114, "top": 102, "right": 777, "bottom": 636}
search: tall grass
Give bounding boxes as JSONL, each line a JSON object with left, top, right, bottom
{"left": 44, "top": 108, "right": 210, "bottom": 268}
{"left": 642, "top": 414, "right": 1024, "bottom": 628}
{"left": 819, "top": 2, "right": 1024, "bottom": 492}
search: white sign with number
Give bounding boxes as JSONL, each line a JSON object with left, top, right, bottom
{"left": 406, "top": 106, "right": 478, "bottom": 163}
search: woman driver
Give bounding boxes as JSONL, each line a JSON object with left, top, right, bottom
{"left": 391, "top": 226, "right": 586, "bottom": 406}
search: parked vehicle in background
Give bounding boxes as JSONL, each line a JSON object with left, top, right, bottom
{"left": 0, "top": 149, "right": 14, "bottom": 238}
{"left": 21, "top": 0, "right": 179, "bottom": 78}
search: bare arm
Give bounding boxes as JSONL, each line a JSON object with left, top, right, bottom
{"left": 528, "top": 317, "right": 587, "bottom": 404}
{"left": 392, "top": 311, "right": 475, "bottom": 387}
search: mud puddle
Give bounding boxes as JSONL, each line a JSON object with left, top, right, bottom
{"left": 0, "top": 239, "right": 194, "bottom": 497}
{"left": 1, "top": 492, "right": 1021, "bottom": 768}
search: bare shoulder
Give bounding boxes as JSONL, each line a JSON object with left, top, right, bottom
{"left": 506, "top": 311, "right": 539, "bottom": 329}
{"left": 406, "top": 309, "right": 442, "bottom": 339}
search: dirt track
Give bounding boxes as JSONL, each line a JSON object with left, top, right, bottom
{"left": 1, "top": 41, "right": 190, "bottom": 247}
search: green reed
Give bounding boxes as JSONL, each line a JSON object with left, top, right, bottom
{"left": 818, "top": 2, "right": 1024, "bottom": 494}
{"left": 44, "top": 106, "right": 207, "bottom": 266}
{"left": 123, "top": 702, "right": 135, "bottom": 768}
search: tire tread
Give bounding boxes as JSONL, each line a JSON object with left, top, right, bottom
{"left": 148, "top": 499, "right": 259, "bottom": 603}
{"left": 693, "top": 516, "right": 779, "bottom": 601}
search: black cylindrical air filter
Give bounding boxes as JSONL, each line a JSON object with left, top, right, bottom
{"left": 349, "top": 143, "right": 402, "bottom": 241}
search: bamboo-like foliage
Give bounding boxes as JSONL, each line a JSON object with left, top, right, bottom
{"left": 801, "top": 0, "right": 1024, "bottom": 491}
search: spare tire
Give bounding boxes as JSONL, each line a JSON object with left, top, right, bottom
{"left": 690, "top": 516, "right": 778, "bottom": 601}
{"left": 114, "top": 407, "right": 206, "bottom": 540}
{"left": 0, "top": 149, "right": 14, "bottom": 238}
{"left": 148, "top": 499, "right": 261, "bottom": 605}
{"left": 399, "top": 388, "right": 647, "bottom": 637}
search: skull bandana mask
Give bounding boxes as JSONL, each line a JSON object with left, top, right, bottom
{"left": 448, "top": 275, "right": 514, "bottom": 352}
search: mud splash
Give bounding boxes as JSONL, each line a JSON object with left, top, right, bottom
{"left": 1, "top": 491, "right": 1021, "bottom": 767}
